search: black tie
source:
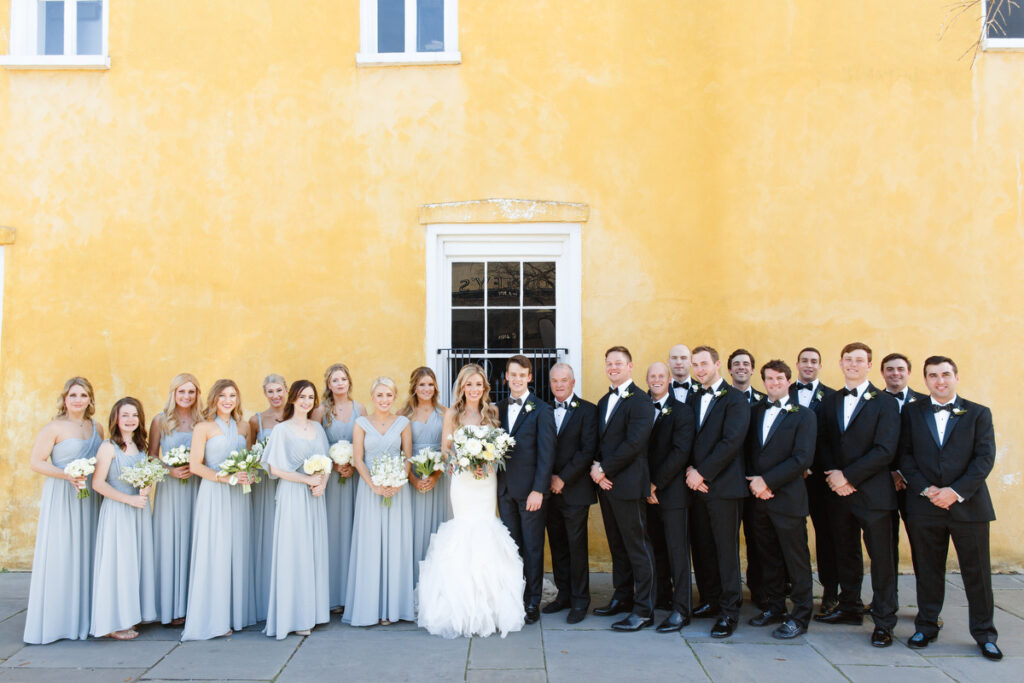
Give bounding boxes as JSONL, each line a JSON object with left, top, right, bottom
{"left": 841, "top": 387, "right": 858, "bottom": 397}
{"left": 510, "top": 397, "right": 523, "bottom": 406}
{"left": 886, "top": 390, "right": 906, "bottom": 402}
{"left": 608, "top": 386, "right": 619, "bottom": 397}
{"left": 672, "top": 381, "right": 690, "bottom": 390}
{"left": 795, "top": 382, "right": 813, "bottom": 391}
{"left": 933, "top": 404, "right": 953, "bottom": 413}
{"left": 555, "top": 401, "right": 569, "bottom": 410}
{"left": 766, "top": 400, "right": 782, "bottom": 408}
{"left": 692, "top": 386, "right": 708, "bottom": 397}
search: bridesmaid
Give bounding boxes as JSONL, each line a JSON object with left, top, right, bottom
{"left": 249, "top": 373, "right": 287, "bottom": 623}
{"left": 23, "top": 377, "right": 104, "bottom": 644}
{"left": 90, "top": 397, "right": 157, "bottom": 640}
{"left": 181, "top": 379, "right": 256, "bottom": 640}
{"left": 150, "top": 373, "right": 202, "bottom": 626}
{"left": 398, "top": 367, "right": 450, "bottom": 584}
{"left": 262, "top": 380, "right": 331, "bottom": 639}
{"left": 310, "top": 363, "right": 365, "bottom": 614}
{"left": 343, "top": 377, "right": 414, "bottom": 627}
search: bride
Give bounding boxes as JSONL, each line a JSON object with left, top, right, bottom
{"left": 416, "top": 364, "right": 526, "bottom": 638}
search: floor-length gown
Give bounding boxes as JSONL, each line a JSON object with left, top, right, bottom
{"left": 23, "top": 423, "right": 102, "bottom": 644}
{"left": 153, "top": 427, "right": 199, "bottom": 624}
{"left": 251, "top": 413, "right": 278, "bottom": 622}
{"left": 262, "top": 423, "right": 331, "bottom": 639}
{"left": 343, "top": 415, "right": 415, "bottom": 626}
{"left": 323, "top": 405, "right": 360, "bottom": 610}
{"left": 90, "top": 442, "right": 157, "bottom": 636}
{"left": 410, "top": 409, "right": 451, "bottom": 584}
{"left": 181, "top": 418, "right": 256, "bottom": 640}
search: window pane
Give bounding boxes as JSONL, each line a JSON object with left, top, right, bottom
{"left": 377, "top": 0, "right": 405, "bottom": 53}
{"left": 451, "top": 309, "right": 483, "bottom": 349}
{"left": 523, "top": 262, "right": 556, "bottom": 306}
{"left": 451, "top": 262, "right": 484, "bottom": 307}
{"left": 417, "top": 0, "right": 444, "bottom": 52}
{"left": 76, "top": 1, "right": 102, "bottom": 55}
{"left": 38, "top": 1, "right": 64, "bottom": 56}
{"left": 487, "top": 309, "right": 519, "bottom": 350}
{"left": 988, "top": 1, "right": 1024, "bottom": 38}
{"left": 523, "top": 310, "right": 556, "bottom": 348}
{"left": 487, "top": 262, "right": 520, "bottom": 307}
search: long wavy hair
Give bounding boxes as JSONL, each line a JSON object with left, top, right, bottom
{"left": 399, "top": 366, "right": 444, "bottom": 418}
{"left": 204, "top": 379, "right": 244, "bottom": 423}
{"left": 452, "top": 364, "right": 499, "bottom": 428}
{"left": 282, "top": 380, "right": 319, "bottom": 421}
{"left": 108, "top": 397, "right": 148, "bottom": 452}
{"left": 320, "top": 363, "right": 354, "bottom": 427}
{"left": 55, "top": 376, "right": 96, "bottom": 420}
{"left": 160, "top": 373, "right": 203, "bottom": 436}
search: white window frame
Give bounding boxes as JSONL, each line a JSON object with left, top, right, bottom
{"left": 357, "top": 0, "right": 460, "bottom": 67}
{"left": 982, "top": 0, "right": 1024, "bottom": 50}
{"left": 1, "top": 0, "right": 110, "bottom": 69}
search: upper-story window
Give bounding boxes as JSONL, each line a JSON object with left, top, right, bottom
{"left": 0, "top": 0, "right": 109, "bottom": 69}
{"left": 357, "top": 0, "right": 460, "bottom": 66}
{"left": 983, "top": 0, "right": 1024, "bottom": 49}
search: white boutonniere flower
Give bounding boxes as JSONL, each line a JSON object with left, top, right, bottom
{"left": 715, "top": 388, "right": 727, "bottom": 399}
{"left": 953, "top": 408, "right": 967, "bottom": 416}
{"left": 621, "top": 389, "right": 634, "bottom": 399}
{"left": 752, "top": 392, "right": 762, "bottom": 401}
{"left": 785, "top": 404, "right": 799, "bottom": 413}
{"left": 524, "top": 400, "right": 535, "bottom": 413}
{"left": 907, "top": 396, "right": 916, "bottom": 404}
{"left": 863, "top": 390, "right": 877, "bottom": 401}
{"left": 661, "top": 406, "right": 672, "bottom": 416}
{"left": 815, "top": 390, "right": 824, "bottom": 402}
{"left": 570, "top": 400, "right": 579, "bottom": 409}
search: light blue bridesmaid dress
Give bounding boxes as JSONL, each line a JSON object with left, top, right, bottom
{"left": 410, "top": 409, "right": 452, "bottom": 584}
{"left": 251, "top": 412, "right": 278, "bottom": 622}
{"left": 181, "top": 418, "right": 256, "bottom": 640}
{"left": 323, "top": 404, "right": 360, "bottom": 610}
{"left": 152, "top": 425, "right": 199, "bottom": 624}
{"left": 23, "top": 423, "right": 102, "bottom": 644}
{"left": 343, "top": 415, "right": 414, "bottom": 626}
{"left": 262, "top": 422, "right": 331, "bottom": 639}
{"left": 90, "top": 441, "right": 157, "bottom": 636}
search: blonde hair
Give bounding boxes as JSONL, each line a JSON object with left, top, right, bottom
{"left": 56, "top": 377, "right": 96, "bottom": 420}
{"left": 204, "top": 379, "right": 244, "bottom": 422}
{"left": 321, "top": 363, "right": 353, "bottom": 427}
{"left": 452, "top": 364, "right": 499, "bottom": 428}
{"left": 399, "top": 366, "right": 443, "bottom": 417}
{"left": 160, "top": 373, "right": 203, "bottom": 436}
{"left": 369, "top": 376, "right": 398, "bottom": 398}
{"left": 262, "top": 374, "right": 287, "bottom": 391}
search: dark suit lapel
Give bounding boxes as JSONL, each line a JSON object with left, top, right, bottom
{"left": 556, "top": 396, "right": 579, "bottom": 436}
{"left": 698, "top": 386, "right": 723, "bottom": 431}
{"left": 763, "top": 407, "right": 788, "bottom": 447}
{"left": 836, "top": 393, "right": 846, "bottom": 434}
{"left": 603, "top": 388, "right": 629, "bottom": 433}
{"left": 925, "top": 406, "right": 942, "bottom": 449}
{"left": 941, "top": 397, "right": 965, "bottom": 447}
{"left": 499, "top": 399, "right": 510, "bottom": 432}
{"left": 846, "top": 386, "right": 875, "bottom": 430}
{"left": 510, "top": 394, "right": 530, "bottom": 436}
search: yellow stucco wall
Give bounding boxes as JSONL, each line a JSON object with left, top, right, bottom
{"left": 1, "top": 1, "right": 1021, "bottom": 570}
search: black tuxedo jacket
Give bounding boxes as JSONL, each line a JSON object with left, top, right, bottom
{"left": 789, "top": 381, "right": 834, "bottom": 414}
{"left": 739, "top": 386, "right": 765, "bottom": 406}
{"left": 686, "top": 382, "right": 750, "bottom": 499}
{"left": 897, "top": 397, "right": 996, "bottom": 523}
{"left": 550, "top": 395, "right": 598, "bottom": 507}
{"left": 815, "top": 382, "right": 900, "bottom": 511}
{"left": 595, "top": 381, "right": 653, "bottom": 500}
{"left": 744, "top": 403, "right": 817, "bottom": 517}
{"left": 647, "top": 395, "right": 695, "bottom": 510}
{"left": 497, "top": 392, "right": 556, "bottom": 499}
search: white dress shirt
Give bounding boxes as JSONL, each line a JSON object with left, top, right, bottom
{"left": 553, "top": 396, "right": 570, "bottom": 431}
{"left": 507, "top": 391, "right": 530, "bottom": 428}
{"left": 671, "top": 379, "right": 692, "bottom": 403}
{"left": 925, "top": 395, "right": 964, "bottom": 503}
{"left": 699, "top": 378, "right": 725, "bottom": 424}
{"left": 887, "top": 387, "right": 911, "bottom": 412}
{"left": 652, "top": 394, "right": 668, "bottom": 424}
{"left": 842, "top": 380, "right": 870, "bottom": 429}
{"left": 762, "top": 396, "right": 788, "bottom": 443}
{"left": 604, "top": 379, "right": 634, "bottom": 424}
{"left": 796, "top": 379, "right": 819, "bottom": 408}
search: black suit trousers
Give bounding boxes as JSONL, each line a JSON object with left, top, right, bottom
{"left": 826, "top": 495, "right": 898, "bottom": 629}
{"left": 907, "top": 516, "right": 997, "bottom": 644}
{"left": 806, "top": 472, "right": 851, "bottom": 602}
{"left": 545, "top": 494, "right": 591, "bottom": 610}
{"left": 597, "top": 492, "right": 655, "bottom": 617}
{"left": 751, "top": 504, "right": 813, "bottom": 627}
{"left": 646, "top": 503, "right": 691, "bottom": 615}
{"left": 890, "top": 487, "right": 920, "bottom": 600}
{"left": 498, "top": 492, "right": 547, "bottom": 607}
{"left": 690, "top": 496, "right": 743, "bottom": 620}
{"left": 742, "top": 497, "right": 764, "bottom": 606}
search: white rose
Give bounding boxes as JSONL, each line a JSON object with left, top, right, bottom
{"left": 465, "top": 439, "right": 483, "bottom": 455}
{"left": 458, "top": 457, "right": 470, "bottom": 467}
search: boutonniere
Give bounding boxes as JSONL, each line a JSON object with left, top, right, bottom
{"left": 906, "top": 396, "right": 917, "bottom": 404}
{"left": 752, "top": 392, "right": 762, "bottom": 401}
{"left": 524, "top": 400, "right": 535, "bottom": 413}
{"left": 661, "top": 406, "right": 672, "bottom": 416}
{"left": 714, "top": 388, "right": 727, "bottom": 399}
{"left": 784, "top": 404, "right": 799, "bottom": 413}
{"left": 621, "top": 389, "right": 634, "bottom": 399}
{"left": 953, "top": 408, "right": 967, "bottom": 416}
{"left": 863, "top": 390, "right": 877, "bottom": 401}
{"left": 815, "top": 390, "right": 824, "bottom": 402}
{"left": 570, "top": 400, "right": 579, "bottom": 409}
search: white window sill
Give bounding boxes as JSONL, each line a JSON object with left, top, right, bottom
{"left": 0, "top": 54, "right": 110, "bottom": 70}
{"left": 356, "top": 51, "right": 461, "bottom": 67}
{"left": 982, "top": 38, "right": 1024, "bottom": 50}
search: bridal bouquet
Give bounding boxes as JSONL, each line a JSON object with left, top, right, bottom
{"left": 64, "top": 457, "right": 97, "bottom": 499}
{"left": 118, "top": 458, "right": 167, "bottom": 492}
{"left": 302, "top": 453, "right": 332, "bottom": 478}
{"left": 370, "top": 451, "right": 408, "bottom": 507}
{"left": 160, "top": 445, "right": 191, "bottom": 484}
{"left": 448, "top": 425, "right": 515, "bottom": 478}
{"left": 329, "top": 440, "right": 354, "bottom": 484}
{"left": 410, "top": 446, "right": 445, "bottom": 482}
{"left": 217, "top": 447, "right": 265, "bottom": 494}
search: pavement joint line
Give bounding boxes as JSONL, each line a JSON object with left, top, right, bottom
{"left": 802, "top": 629, "right": 856, "bottom": 682}
{"left": 464, "top": 635, "right": 473, "bottom": 682}
{"left": 538, "top": 619, "right": 549, "bottom": 682}
{"left": 270, "top": 630, "right": 308, "bottom": 682}
{"left": 681, "top": 636, "right": 713, "bottom": 681}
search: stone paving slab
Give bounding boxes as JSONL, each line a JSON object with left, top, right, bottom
{"left": 691, "top": 641, "right": 847, "bottom": 682}
{"left": 544, "top": 628, "right": 707, "bottom": 681}
{"left": 141, "top": 631, "right": 298, "bottom": 681}
{"left": 0, "top": 613, "right": 27, "bottom": 661}
{"left": 468, "top": 621, "right": 543, "bottom": 670}
{"left": 0, "top": 604, "right": 24, "bottom": 624}
{"left": 3, "top": 640, "right": 176, "bottom": 670}
{"left": 803, "top": 627, "right": 931, "bottom": 666}
{"left": 0, "top": 668, "right": 148, "bottom": 682}
{"left": 466, "top": 670, "right": 547, "bottom": 682}
{"left": 922, "top": 654, "right": 1024, "bottom": 682}
{"left": 836, "top": 664, "right": 954, "bottom": 682}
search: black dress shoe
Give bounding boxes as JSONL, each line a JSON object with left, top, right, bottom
{"left": 980, "top": 642, "right": 1003, "bottom": 661}
{"left": 772, "top": 618, "right": 806, "bottom": 640}
{"left": 710, "top": 617, "right": 736, "bottom": 638}
{"left": 871, "top": 626, "right": 893, "bottom": 648}
{"left": 593, "top": 599, "right": 633, "bottom": 617}
{"left": 748, "top": 609, "right": 786, "bottom": 627}
{"left": 818, "top": 598, "right": 838, "bottom": 615}
{"left": 907, "top": 632, "right": 937, "bottom": 649}
{"left": 692, "top": 603, "right": 720, "bottom": 619}
{"left": 813, "top": 609, "right": 863, "bottom": 625}
{"left": 524, "top": 606, "right": 540, "bottom": 624}
{"left": 610, "top": 614, "right": 654, "bottom": 632}
{"left": 542, "top": 600, "right": 569, "bottom": 614}
{"left": 566, "top": 608, "right": 586, "bottom": 625}
{"left": 656, "top": 611, "right": 690, "bottom": 633}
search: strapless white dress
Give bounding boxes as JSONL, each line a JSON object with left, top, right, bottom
{"left": 416, "top": 470, "right": 525, "bottom": 638}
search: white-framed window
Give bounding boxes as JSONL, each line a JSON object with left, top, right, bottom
{"left": 357, "top": 0, "right": 460, "bottom": 67}
{"left": 1, "top": 0, "right": 109, "bottom": 69}
{"left": 982, "top": 0, "right": 1024, "bottom": 50}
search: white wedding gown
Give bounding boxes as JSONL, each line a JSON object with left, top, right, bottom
{"left": 416, "top": 470, "right": 526, "bottom": 638}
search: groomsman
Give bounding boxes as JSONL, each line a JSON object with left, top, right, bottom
{"left": 728, "top": 349, "right": 764, "bottom": 404}
{"left": 789, "top": 346, "right": 844, "bottom": 615}
{"left": 643, "top": 362, "right": 696, "bottom": 633}
{"left": 591, "top": 346, "right": 656, "bottom": 631}
{"left": 813, "top": 342, "right": 900, "bottom": 648}
{"left": 668, "top": 344, "right": 695, "bottom": 403}
{"left": 497, "top": 355, "right": 556, "bottom": 625}
{"left": 729, "top": 347, "right": 765, "bottom": 608}
{"left": 686, "top": 346, "right": 750, "bottom": 638}
{"left": 744, "top": 360, "right": 817, "bottom": 639}
{"left": 898, "top": 356, "right": 1002, "bottom": 661}
{"left": 543, "top": 363, "right": 597, "bottom": 625}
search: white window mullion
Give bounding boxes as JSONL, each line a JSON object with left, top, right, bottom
{"left": 64, "top": 0, "right": 77, "bottom": 56}
{"left": 404, "top": 0, "right": 416, "bottom": 54}
{"left": 444, "top": 0, "right": 458, "bottom": 53}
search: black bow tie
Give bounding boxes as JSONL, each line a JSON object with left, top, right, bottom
{"left": 933, "top": 403, "right": 954, "bottom": 413}
{"left": 693, "top": 386, "right": 709, "bottom": 397}
{"left": 672, "top": 381, "right": 690, "bottom": 390}
{"left": 766, "top": 400, "right": 782, "bottom": 408}
{"left": 607, "top": 387, "right": 619, "bottom": 397}
{"left": 510, "top": 397, "right": 523, "bottom": 406}
{"left": 886, "top": 390, "right": 906, "bottom": 401}
{"left": 841, "top": 387, "right": 859, "bottom": 397}
{"left": 555, "top": 401, "right": 570, "bottom": 410}
{"left": 795, "top": 382, "right": 813, "bottom": 391}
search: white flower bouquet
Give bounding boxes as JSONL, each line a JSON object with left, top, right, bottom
{"left": 302, "top": 453, "right": 332, "bottom": 478}
{"left": 160, "top": 445, "right": 191, "bottom": 484}
{"left": 217, "top": 447, "right": 265, "bottom": 494}
{"left": 64, "top": 456, "right": 97, "bottom": 499}
{"left": 448, "top": 425, "right": 515, "bottom": 478}
{"left": 370, "top": 451, "right": 408, "bottom": 507}
{"left": 410, "top": 447, "right": 445, "bottom": 483}
{"left": 329, "top": 440, "right": 354, "bottom": 484}
{"left": 118, "top": 457, "right": 167, "bottom": 492}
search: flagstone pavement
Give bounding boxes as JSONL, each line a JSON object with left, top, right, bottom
{"left": 0, "top": 571, "right": 1021, "bottom": 682}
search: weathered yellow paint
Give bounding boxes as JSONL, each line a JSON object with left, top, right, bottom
{"left": 1, "top": 1, "right": 1021, "bottom": 571}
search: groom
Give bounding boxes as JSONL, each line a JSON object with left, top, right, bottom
{"left": 497, "top": 355, "right": 556, "bottom": 624}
